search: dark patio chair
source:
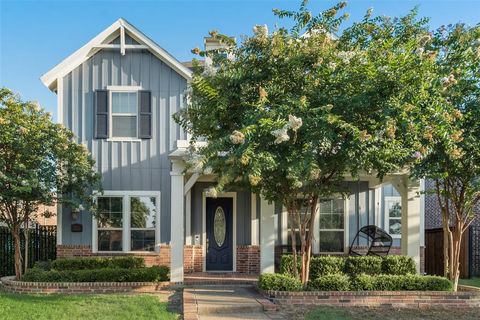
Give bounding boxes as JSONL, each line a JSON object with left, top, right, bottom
{"left": 349, "top": 225, "right": 393, "bottom": 256}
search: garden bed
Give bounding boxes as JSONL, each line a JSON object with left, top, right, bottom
{"left": 258, "top": 288, "right": 480, "bottom": 308}
{"left": 1, "top": 276, "right": 171, "bottom": 294}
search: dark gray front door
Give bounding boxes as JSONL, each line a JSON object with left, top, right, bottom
{"left": 206, "top": 197, "right": 233, "bottom": 271}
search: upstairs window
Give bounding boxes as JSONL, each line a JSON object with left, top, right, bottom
{"left": 111, "top": 91, "right": 138, "bottom": 138}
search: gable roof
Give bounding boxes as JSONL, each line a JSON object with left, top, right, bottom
{"left": 41, "top": 18, "right": 192, "bottom": 91}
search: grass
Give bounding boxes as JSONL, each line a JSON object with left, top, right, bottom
{"left": 295, "top": 306, "right": 480, "bottom": 320}
{"left": 459, "top": 277, "right": 480, "bottom": 288}
{"left": 0, "top": 292, "right": 178, "bottom": 320}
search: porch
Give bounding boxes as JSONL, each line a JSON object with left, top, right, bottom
{"left": 169, "top": 141, "right": 423, "bottom": 282}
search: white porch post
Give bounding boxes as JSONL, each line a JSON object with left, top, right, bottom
{"left": 400, "top": 177, "right": 421, "bottom": 273}
{"left": 260, "top": 197, "right": 275, "bottom": 273}
{"left": 170, "top": 160, "right": 185, "bottom": 282}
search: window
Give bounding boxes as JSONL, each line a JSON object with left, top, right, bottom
{"left": 130, "top": 196, "right": 156, "bottom": 251}
{"left": 111, "top": 91, "right": 137, "bottom": 138}
{"left": 93, "top": 191, "right": 160, "bottom": 253}
{"left": 97, "top": 197, "right": 123, "bottom": 251}
{"left": 319, "top": 198, "right": 345, "bottom": 253}
{"left": 385, "top": 196, "right": 402, "bottom": 238}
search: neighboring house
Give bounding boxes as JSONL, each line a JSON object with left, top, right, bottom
{"left": 41, "top": 18, "right": 425, "bottom": 282}
{"left": 35, "top": 204, "right": 57, "bottom": 226}
{"left": 424, "top": 179, "right": 480, "bottom": 277}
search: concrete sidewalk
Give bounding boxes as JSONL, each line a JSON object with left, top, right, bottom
{"left": 183, "top": 287, "right": 285, "bottom": 320}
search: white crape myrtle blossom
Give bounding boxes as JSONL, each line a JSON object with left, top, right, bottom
{"left": 271, "top": 127, "right": 290, "bottom": 144}
{"left": 412, "top": 151, "right": 423, "bottom": 159}
{"left": 441, "top": 74, "right": 457, "bottom": 87}
{"left": 415, "top": 47, "right": 425, "bottom": 56}
{"left": 205, "top": 186, "right": 218, "bottom": 198}
{"left": 230, "top": 130, "right": 245, "bottom": 144}
{"left": 288, "top": 115, "right": 303, "bottom": 131}
{"left": 253, "top": 24, "right": 268, "bottom": 37}
{"left": 203, "top": 166, "right": 213, "bottom": 175}
{"left": 186, "top": 153, "right": 205, "bottom": 173}
{"left": 337, "top": 51, "right": 356, "bottom": 63}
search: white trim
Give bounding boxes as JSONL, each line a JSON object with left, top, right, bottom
{"left": 317, "top": 197, "right": 349, "bottom": 254}
{"left": 185, "top": 190, "right": 192, "bottom": 245}
{"left": 420, "top": 178, "right": 425, "bottom": 248}
{"left": 93, "top": 44, "right": 149, "bottom": 50}
{"left": 184, "top": 173, "right": 199, "bottom": 195}
{"left": 41, "top": 18, "right": 192, "bottom": 91}
{"left": 281, "top": 207, "right": 288, "bottom": 245}
{"left": 106, "top": 85, "right": 143, "bottom": 91}
{"left": 109, "top": 90, "right": 139, "bottom": 140}
{"left": 91, "top": 190, "right": 161, "bottom": 254}
{"left": 251, "top": 194, "right": 258, "bottom": 245}
{"left": 202, "top": 192, "right": 237, "bottom": 272}
{"left": 384, "top": 195, "right": 402, "bottom": 239}
{"left": 120, "top": 24, "right": 125, "bottom": 56}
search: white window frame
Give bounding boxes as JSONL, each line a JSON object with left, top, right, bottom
{"left": 107, "top": 86, "right": 142, "bottom": 141}
{"left": 92, "top": 190, "right": 161, "bottom": 253}
{"left": 281, "top": 196, "right": 348, "bottom": 254}
{"left": 316, "top": 196, "right": 349, "bottom": 255}
{"left": 384, "top": 195, "right": 402, "bottom": 239}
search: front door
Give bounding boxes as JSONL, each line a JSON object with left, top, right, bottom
{"left": 206, "top": 197, "right": 233, "bottom": 271}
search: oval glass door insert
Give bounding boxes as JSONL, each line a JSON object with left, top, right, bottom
{"left": 214, "top": 206, "right": 226, "bottom": 247}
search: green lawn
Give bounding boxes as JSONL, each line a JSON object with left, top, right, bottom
{"left": 459, "top": 277, "right": 480, "bottom": 288}
{"left": 0, "top": 292, "right": 178, "bottom": 320}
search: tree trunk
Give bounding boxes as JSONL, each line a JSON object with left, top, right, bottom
{"left": 450, "top": 226, "right": 463, "bottom": 291}
{"left": 288, "top": 206, "right": 299, "bottom": 280}
{"left": 11, "top": 225, "right": 23, "bottom": 280}
{"left": 23, "top": 227, "right": 29, "bottom": 273}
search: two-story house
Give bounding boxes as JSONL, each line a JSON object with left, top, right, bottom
{"left": 41, "top": 19, "right": 425, "bottom": 282}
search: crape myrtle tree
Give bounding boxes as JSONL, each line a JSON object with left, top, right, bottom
{"left": 175, "top": 1, "right": 444, "bottom": 284}
{"left": 413, "top": 24, "right": 480, "bottom": 291}
{"left": 0, "top": 88, "right": 101, "bottom": 279}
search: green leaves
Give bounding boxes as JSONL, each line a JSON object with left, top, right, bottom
{"left": 0, "top": 88, "right": 101, "bottom": 227}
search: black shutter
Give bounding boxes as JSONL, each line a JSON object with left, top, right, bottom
{"left": 94, "top": 90, "right": 108, "bottom": 139}
{"left": 138, "top": 91, "right": 152, "bottom": 139}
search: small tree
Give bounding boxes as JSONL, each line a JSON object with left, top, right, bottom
{"left": 0, "top": 88, "right": 101, "bottom": 279}
{"left": 413, "top": 23, "right": 480, "bottom": 291}
{"left": 176, "top": 1, "right": 442, "bottom": 284}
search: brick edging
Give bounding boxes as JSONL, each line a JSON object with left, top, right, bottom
{"left": 258, "top": 288, "right": 480, "bottom": 308}
{"left": 1, "top": 276, "right": 171, "bottom": 294}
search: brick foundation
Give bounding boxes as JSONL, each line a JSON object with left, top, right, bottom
{"left": 260, "top": 289, "right": 480, "bottom": 308}
{"left": 184, "top": 245, "right": 203, "bottom": 273}
{"left": 56, "top": 244, "right": 171, "bottom": 268}
{"left": 1, "top": 276, "right": 170, "bottom": 294}
{"left": 236, "top": 245, "right": 260, "bottom": 274}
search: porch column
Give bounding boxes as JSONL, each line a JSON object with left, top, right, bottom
{"left": 400, "top": 177, "right": 421, "bottom": 273}
{"left": 170, "top": 160, "right": 185, "bottom": 282}
{"left": 260, "top": 197, "right": 275, "bottom": 273}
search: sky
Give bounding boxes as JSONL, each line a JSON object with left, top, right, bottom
{"left": 1, "top": 0, "right": 479, "bottom": 121}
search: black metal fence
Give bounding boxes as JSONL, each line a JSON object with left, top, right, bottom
{"left": 0, "top": 224, "right": 56, "bottom": 277}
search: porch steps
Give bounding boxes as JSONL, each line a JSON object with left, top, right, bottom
{"left": 183, "top": 272, "right": 258, "bottom": 287}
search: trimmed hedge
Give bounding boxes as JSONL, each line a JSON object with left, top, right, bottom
{"left": 381, "top": 256, "right": 416, "bottom": 275}
{"left": 258, "top": 273, "right": 302, "bottom": 292}
{"left": 350, "top": 274, "right": 452, "bottom": 291}
{"left": 50, "top": 256, "right": 145, "bottom": 271}
{"left": 280, "top": 255, "right": 345, "bottom": 279}
{"left": 308, "top": 273, "right": 350, "bottom": 291}
{"left": 344, "top": 256, "right": 382, "bottom": 276}
{"left": 22, "top": 266, "right": 169, "bottom": 282}
{"left": 280, "top": 255, "right": 416, "bottom": 278}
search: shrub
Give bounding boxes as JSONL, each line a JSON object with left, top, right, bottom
{"left": 51, "top": 256, "right": 145, "bottom": 271}
{"left": 280, "top": 255, "right": 345, "bottom": 278}
{"left": 279, "top": 255, "right": 301, "bottom": 277}
{"left": 258, "top": 273, "right": 302, "bottom": 291}
{"left": 308, "top": 274, "right": 350, "bottom": 291}
{"left": 344, "top": 256, "right": 382, "bottom": 276}
{"left": 33, "top": 260, "right": 51, "bottom": 271}
{"left": 381, "top": 256, "right": 416, "bottom": 275}
{"left": 349, "top": 274, "right": 452, "bottom": 291}
{"left": 350, "top": 273, "right": 374, "bottom": 291}
{"left": 21, "top": 266, "right": 169, "bottom": 282}
{"left": 310, "top": 256, "right": 346, "bottom": 279}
